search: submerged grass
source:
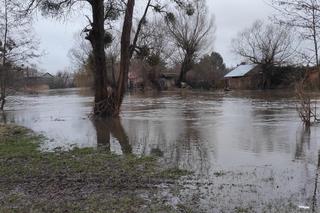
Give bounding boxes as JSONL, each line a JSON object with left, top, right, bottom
{"left": 0, "top": 124, "right": 189, "bottom": 212}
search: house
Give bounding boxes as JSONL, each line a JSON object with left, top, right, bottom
{"left": 128, "top": 60, "right": 149, "bottom": 89}
{"left": 23, "top": 71, "right": 56, "bottom": 91}
{"left": 158, "top": 72, "right": 178, "bottom": 89}
{"left": 42, "top": 72, "right": 54, "bottom": 79}
{"left": 224, "top": 64, "right": 263, "bottom": 90}
{"left": 305, "top": 69, "right": 320, "bottom": 89}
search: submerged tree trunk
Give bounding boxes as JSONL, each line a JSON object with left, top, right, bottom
{"left": 88, "top": 0, "right": 135, "bottom": 117}
{"left": 87, "top": 0, "right": 135, "bottom": 117}
{"left": 89, "top": 0, "right": 118, "bottom": 117}
{"left": 0, "top": 0, "right": 8, "bottom": 111}
{"left": 0, "top": 66, "right": 6, "bottom": 111}
{"left": 0, "top": 90, "right": 5, "bottom": 111}
{"left": 117, "top": 0, "right": 135, "bottom": 108}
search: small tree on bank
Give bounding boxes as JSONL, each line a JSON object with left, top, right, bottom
{"left": 296, "top": 78, "right": 320, "bottom": 127}
{"left": 0, "top": 0, "right": 39, "bottom": 110}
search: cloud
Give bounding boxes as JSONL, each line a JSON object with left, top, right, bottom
{"left": 34, "top": 15, "right": 85, "bottom": 73}
{"left": 208, "top": 0, "right": 276, "bottom": 67}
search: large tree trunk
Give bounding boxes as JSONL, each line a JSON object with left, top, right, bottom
{"left": 0, "top": 91, "right": 5, "bottom": 111}
{"left": 89, "top": 0, "right": 135, "bottom": 117}
{"left": 116, "top": 0, "right": 135, "bottom": 109}
{"left": 0, "top": 65, "right": 9, "bottom": 112}
{"left": 0, "top": 66, "right": 5, "bottom": 111}
{"left": 0, "top": 0, "right": 8, "bottom": 111}
{"left": 90, "top": 0, "right": 118, "bottom": 117}
{"left": 177, "top": 53, "right": 193, "bottom": 87}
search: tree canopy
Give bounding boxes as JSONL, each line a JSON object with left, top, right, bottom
{"left": 232, "top": 20, "right": 296, "bottom": 66}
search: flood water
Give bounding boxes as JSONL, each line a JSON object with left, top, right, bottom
{"left": 1, "top": 88, "right": 320, "bottom": 211}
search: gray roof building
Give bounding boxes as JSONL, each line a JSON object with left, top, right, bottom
{"left": 224, "top": 64, "right": 258, "bottom": 78}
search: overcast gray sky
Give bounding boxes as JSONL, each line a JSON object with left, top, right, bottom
{"left": 33, "top": 0, "right": 276, "bottom": 74}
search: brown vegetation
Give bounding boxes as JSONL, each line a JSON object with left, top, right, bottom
{"left": 296, "top": 72, "right": 320, "bottom": 126}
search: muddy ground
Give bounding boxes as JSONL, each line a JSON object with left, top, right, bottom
{"left": 0, "top": 124, "right": 191, "bottom": 212}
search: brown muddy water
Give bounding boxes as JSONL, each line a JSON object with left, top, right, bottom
{"left": 1, "top": 88, "right": 320, "bottom": 212}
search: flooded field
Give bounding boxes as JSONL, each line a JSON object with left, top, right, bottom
{"left": 1, "top": 88, "right": 320, "bottom": 212}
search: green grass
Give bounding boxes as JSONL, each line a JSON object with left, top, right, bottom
{"left": 0, "top": 124, "right": 190, "bottom": 212}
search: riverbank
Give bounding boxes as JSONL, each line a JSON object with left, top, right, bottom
{"left": 0, "top": 124, "right": 190, "bottom": 212}
{"left": 1, "top": 124, "right": 319, "bottom": 212}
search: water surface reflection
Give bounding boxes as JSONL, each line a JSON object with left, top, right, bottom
{"left": 1, "top": 89, "right": 319, "bottom": 167}
{"left": 93, "top": 117, "right": 132, "bottom": 154}
{"left": 1, "top": 89, "right": 320, "bottom": 210}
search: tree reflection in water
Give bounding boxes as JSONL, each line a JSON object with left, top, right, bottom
{"left": 295, "top": 127, "right": 311, "bottom": 160}
{"left": 92, "top": 118, "right": 132, "bottom": 154}
{"left": 312, "top": 150, "right": 320, "bottom": 212}
{"left": 0, "top": 112, "right": 7, "bottom": 124}
{"left": 295, "top": 127, "right": 320, "bottom": 212}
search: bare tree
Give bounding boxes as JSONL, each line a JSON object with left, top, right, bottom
{"left": 51, "top": 70, "right": 74, "bottom": 89}
{"left": 25, "top": 0, "right": 190, "bottom": 117}
{"left": 0, "top": 0, "right": 39, "bottom": 110}
{"left": 166, "top": 0, "right": 215, "bottom": 86}
{"left": 232, "top": 20, "right": 296, "bottom": 67}
{"left": 271, "top": 0, "right": 320, "bottom": 66}
{"left": 24, "top": 0, "right": 131, "bottom": 117}
{"left": 271, "top": 0, "right": 320, "bottom": 88}
{"left": 68, "top": 32, "right": 92, "bottom": 71}
{"left": 69, "top": 30, "right": 121, "bottom": 88}
{"left": 135, "top": 18, "right": 176, "bottom": 67}
{"left": 232, "top": 20, "right": 298, "bottom": 89}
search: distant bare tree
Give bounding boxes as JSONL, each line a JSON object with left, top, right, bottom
{"left": 51, "top": 70, "right": 74, "bottom": 89}
{"left": 0, "top": 0, "right": 39, "bottom": 110}
{"left": 232, "top": 20, "right": 296, "bottom": 67}
{"left": 271, "top": 0, "right": 320, "bottom": 88}
{"left": 68, "top": 33, "right": 92, "bottom": 71}
{"left": 166, "top": 0, "right": 215, "bottom": 86}
{"left": 69, "top": 30, "right": 121, "bottom": 88}
{"left": 135, "top": 18, "right": 175, "bottom": 67}
{"left": 271, "top": 0, "right": 320, "bottom": 66}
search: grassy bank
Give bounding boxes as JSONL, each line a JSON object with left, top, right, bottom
{"left": 0, "top": 124, "right": 189, "bottom": 212}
